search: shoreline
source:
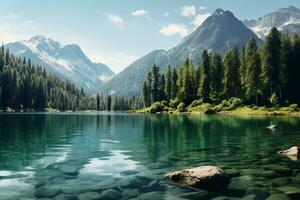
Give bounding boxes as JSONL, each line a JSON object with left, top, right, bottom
{"left": 130, "top": 106, "right": 300, "bottom": 117}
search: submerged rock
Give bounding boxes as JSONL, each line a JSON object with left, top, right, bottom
{"left": 228, "top": 176, "right": 255, "bottom": 190}
{"left": 278, "top": 146, "right": 299, "bottom": 160}
{"left": 91, "top": 180, "right": 118, "bottom": 192}
{"left": 100, "top": 189, "right": 121, "bottom": 199}
{"left": 58, "top": 165, "right": 79, "bottom": 176}
{"left": 34, "top": 186, "right": 61, "bottom": 198}
{"left": 77, "top": 191, "right": 101, "bottom": 200}
{"left": 141, "top": 191, "right": 164, "bottom": 200}
{"left": 266, "top": 193, "right": 290, "bottom": 200}
{"left": 165, "top": 166, "right": 230, "bottom": 192}
{"left": 121, "top": 189, "right": 139, "bottom": 199}
{"left": 277, "top": 185, "right": 300, "bottom": 199}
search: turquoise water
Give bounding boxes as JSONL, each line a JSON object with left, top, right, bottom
{"left": 0, "top": 113, "right": 300, "bottom": 200}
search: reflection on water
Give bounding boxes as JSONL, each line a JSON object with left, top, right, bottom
{"left": 0, "top": 113, "right": 300, "bottom": 199}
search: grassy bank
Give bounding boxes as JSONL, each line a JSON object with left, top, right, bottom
{"left": 131, "top": 98, "right": 300, "bottom": 116}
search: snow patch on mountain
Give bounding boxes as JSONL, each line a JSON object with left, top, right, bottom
{"left": 6, "top": 36, "right": 115, "bottom": 93}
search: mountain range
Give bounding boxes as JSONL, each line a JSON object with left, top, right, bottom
{"left": 5, "top": 6, "right": 300, "bottom": 97}
{"left": 6, "top": 36, "right": 115, "bottom": 93}
{"left": 99, "top": 8, "right": 262, "bottom": 97}
{"left": 244, "top": 5, "right": 300, "bottom": 39}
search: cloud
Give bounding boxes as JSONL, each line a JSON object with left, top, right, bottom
{"left": 192, "top": 13, "right": 211, "bottom": 28}
{"left": 132, "top": 10, "right": 149, "bottom": 18}
{"left": 160, "top": 24, "right": 189, "bottom": 38}
{"left": 106, "top": 13, "right": 125, "bottom": 29}
{"left": 89, "top": 52, "right": 138, "bottom": 73}
{"left": 180, "top": 5, "right": 196, "bottom": 17}
{"left": 4, "top": 14, "right": 19, "bottom": 19}
{"left": 199, "top": 6, "right": 207, "bottom": 11}
{"left": 164, "top": 12, "right": 169, "bottom": 17}
{"left": 21, "top": 20, "right": 36, "bottom": 29}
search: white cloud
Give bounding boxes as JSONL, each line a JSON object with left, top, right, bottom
{"left": 199, "top": 6, "right": 207, "bottom": 11}
{"left": 160, "top": 24, "right": 189, "bottom": 38}
{"left": 106, "top": 13, "right": 125, "bottom": 29}
{"left": 192, "top": 13, "right": 211, "bottom": 28}
{"left": 89, "top": 52, "right": 138, "bottom": 73}
{"left": 21, "top": 20, "right": 36, "bottom": 29}
{"left": 180, "top": 5, "right": 196, "bottom": 17}
{"left": 132, "top": 10, "right": 149, "bottom": 18}
{"left": 164, "top": 12, "right": 169, "bottom": 17}
{"left": 4, "top": 14, "right": 19, "bottom": 19}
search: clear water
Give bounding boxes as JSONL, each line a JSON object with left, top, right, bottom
{"left": 0, "top": 113, "right": 300, "bottom": 200}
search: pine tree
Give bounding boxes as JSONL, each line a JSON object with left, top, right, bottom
{"left": 210, "top": 52, "right": 223, "bottom": 100}
{"left": 159, "top": 74, "right": 165, "bottom": 101}
{"left": 279, "top": 34, "right": 292, "bottom": 102}
{"left": 171, "top": 68, "right": 178, "bottom": 100}
{"left": 222, "top": 48, "right": 241, "bottom": 98}
{"left": 245, "top": 37, "right": 261, "bottom": 105}
{"left": 240, "top": 46, "right": 246, "bottom": 89}
{"left": 164, "top": 65, "right": 172, "bottom": 101}
{"left": 151, "top": 64, "right": 160, "bottom": 102}
{"left": 198, "top": 50, "right": 210, "bottom": 102}
{"left": 261, "top": 27, "right": 281, "bottom": 102}
{"left": 96, "top": 93, "right": 100, "bottom": 110}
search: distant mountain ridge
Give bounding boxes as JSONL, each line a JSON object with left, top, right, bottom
{"left": 6, "top": 36, "right": 115, "bottom": 93}
{"left": 99, "top": 8, "right": 262, "bottom": 97}
{"left": 244, "top": 5, "right": 300, "bottom": 39}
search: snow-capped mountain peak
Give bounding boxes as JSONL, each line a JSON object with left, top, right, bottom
{"left": 244, "top": 5, "right": 300, "bottom": 39}
{"left": 6, "top": 36, "right": 115, "bottom": 92}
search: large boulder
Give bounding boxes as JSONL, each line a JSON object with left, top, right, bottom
{"left": 278, "top": 146, "right": 299, "bottom": 160}
{"left": 165, "top": 166, "right": 230, "bottom": 191}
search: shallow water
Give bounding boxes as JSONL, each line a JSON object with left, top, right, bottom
{"left": 0, "top": 112, "right": 300, "bottom": 200}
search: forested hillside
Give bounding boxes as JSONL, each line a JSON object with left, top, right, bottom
{"left": 141, "top": 28, "right": 300, "bottom": 111}
{"left": 0, "top": 46, "right": 140, "bottom": 111}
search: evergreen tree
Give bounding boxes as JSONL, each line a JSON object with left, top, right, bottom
{"left": 198, "top": 50, "right": 210, "bottom": 102}
{"left": 210, "top": 52, "right": 223, "bottom": 100}
{"left": 151, "top": 64, "right": 160, "bottom": 102}
{"left": 222, "top": 48, "right": 241, "bottom": 98}
{"left": 245, "top": 37, "right": 261, "bottom": 105}
{"left": 261, "top": 27, "right": 281, "bottom": 102}
{"left": 239, "top": 46, "right": 246, "bottom": 89}
{"left": 164, "top": 65, "right": 172, "bottom": 101}
{"left": 171, "top": 68, "right": 178, "bottom": 100}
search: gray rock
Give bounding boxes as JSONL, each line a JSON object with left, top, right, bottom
{"left": 165, "top": 166, "right": 230, "bottom": 192}
{"left": 91, "top": 180, "right": 118, "bottom": 192}
{"left": 266, "top": 193, "right": 290, "bottom": 200}
{"left": 100, "top": 189, "right": 121, "bottom": 199}
{"left": 77, "top": 191, "right": 101, "bottom": 200}
{"left": 121, "top": 189, "right": 139, "bottom": 199}
{"left": 278, "top": 146, "right": 299, "bottom": 161}
{"left": 180, "top": 191, "right": 215, "bottom": 200}
{"left": 267, "top": 124, "right": 278, "bottom": 130}
{"left": 34, "top": 186, "right": 61, "bottom": 198}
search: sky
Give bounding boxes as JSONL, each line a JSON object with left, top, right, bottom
{"left": 0, "top": 0, "right": 299, "bottom": 73}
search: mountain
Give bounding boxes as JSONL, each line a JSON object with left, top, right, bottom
{"left": 6, "top": 35, "right": 115, "bottom": 93}
{"left": 244, "top": 5, "right": 300, "bottom": 39}
{"left": 100, "top": 8, "right": 261, "bottom": 97}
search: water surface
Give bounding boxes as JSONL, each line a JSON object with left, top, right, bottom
{"left": 0, "top": 112, "right": 300, "bottom": 199}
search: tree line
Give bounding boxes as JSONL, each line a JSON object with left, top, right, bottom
{"left": 0, "top": 46, "right": 140, "bottom": 111}
{"left": 142, "top": 27, "right": 300, "bottom": 108}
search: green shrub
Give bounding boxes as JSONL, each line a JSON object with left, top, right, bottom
{"left": 203, "top": 108, "right": 216, "bottom": 114}
{"left": 269, "top": 93, "right": 278, "bottom": 106}
{"left": 149, "top": 102, "right": 165, "bottom": 113}
{"left": 177, "top": 102, "right": 186, "bottom": 112}
{"left": 289, "top": 104, "right": 298, "bottom": 111}
{"left": 170, "top": 98, "right": 180, "bottom": 108}
{"left": 226, "top": 97, "right": 243, "bottom": 110}
{"left": 190, "top": 99, "right": 203, "bottom": 107}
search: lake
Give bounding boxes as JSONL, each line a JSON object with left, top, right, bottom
{"left": 0, "top": 112, "right": 300, "bottom": 200}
